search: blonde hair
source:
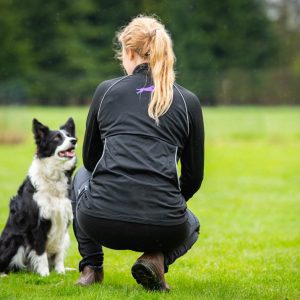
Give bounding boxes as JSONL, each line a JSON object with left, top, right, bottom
{"left": 116, "top": 15, "right": 176, "bottom": 123}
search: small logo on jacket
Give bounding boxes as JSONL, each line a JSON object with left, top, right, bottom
{"left": 136, "top": 85, "right": 155, "bottom": 95}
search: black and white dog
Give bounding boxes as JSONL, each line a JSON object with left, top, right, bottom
{"left": 0, "top": 118, "right": 77, "bottom": 276}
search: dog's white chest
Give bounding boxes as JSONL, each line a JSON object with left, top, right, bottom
{"left": 45, "top": 197, "right": 72, "bottom": 254}
{"left": 33, "top": 189, "right": 73, "bottom": 254}
{"left": 29, "top": 157, "right": 74, "bottom": 254}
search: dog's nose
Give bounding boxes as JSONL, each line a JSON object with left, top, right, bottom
{"left": 70, "top": 138, "right": 77, "bottom": 145}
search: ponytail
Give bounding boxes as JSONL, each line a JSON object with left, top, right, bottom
{"left": 117, "top": 16, "right": 176, "bottom": 124}
{"left": 148, "top": 28, "right": 175, "bottom": 123}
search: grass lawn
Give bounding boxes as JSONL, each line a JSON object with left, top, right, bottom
{"left": 0, "top": 106, "right": 299, "bottom": 299}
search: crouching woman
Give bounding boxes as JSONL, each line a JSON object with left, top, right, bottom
{"left": 71, "top": 15, "right": 204, "bottom": 291}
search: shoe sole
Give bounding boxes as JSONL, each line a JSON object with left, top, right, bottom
{"left": 131, "top": 261, "right": 166, "bottom": 291}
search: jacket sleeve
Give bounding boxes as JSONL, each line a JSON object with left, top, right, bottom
{"left": 82, "top": 83, "right": 107, "bottom": 171}
{"left": 179, "top": 95, "right": 204, "bottom": 201}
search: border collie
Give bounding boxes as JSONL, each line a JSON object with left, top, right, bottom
{"left": 0, "top": 118, "right": 77, "bottom": 276}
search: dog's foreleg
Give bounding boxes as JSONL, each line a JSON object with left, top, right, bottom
{"left": 53, "top": 250, "right": 65, "bottom": 274}
{"left": 28, "top": 218, "right": 52, "bottom": 276}
{"left": 54, "top": 232, "right": 70, "bottom": 274}
{"left": 28, "top": 250, "right": 49, "bottom": 276}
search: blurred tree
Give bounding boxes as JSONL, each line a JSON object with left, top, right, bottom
{"left": 263, "top": 0, "right": 300, "bottom": 104}
{"left": 0, "top": 0, "right": 37, "bottom": 103}
{"left": 264, "top": 0, "right": 300, "bottom": 69}
{"left": 166, "top": 0, "right": 279, "bottom": 104}
{"left": 0, "top": 1, "right": 34, "bottom": 80}
{"left": 16, "top": 0, "right": 100, "bottom": 103}
{"left": 0, "top": 0, "right": 287, "bottom": 105}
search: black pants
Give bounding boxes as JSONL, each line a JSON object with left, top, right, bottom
{"left": 71, "top": 167, "right": 200, "bottom": 272}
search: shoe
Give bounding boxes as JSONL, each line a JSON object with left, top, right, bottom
{"left": 131, "top": 252, "right": 170, "bottom": 292}
{"left": 75, "top": 266, "right": 104, "bottom": 286}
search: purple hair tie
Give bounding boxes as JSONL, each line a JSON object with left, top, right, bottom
{"left": 136, "top": 85, "right": 155, "bottom": 95}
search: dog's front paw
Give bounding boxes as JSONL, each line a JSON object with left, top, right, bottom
{"left": 55, "top": 264, "right": 65, "bottom": 274}
{"left": 38, "top": 268, "right": 50, "bottom": 277}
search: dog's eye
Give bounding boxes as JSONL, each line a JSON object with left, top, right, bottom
{"left": 53, "top": 134, "right": 62, "bottom": 141}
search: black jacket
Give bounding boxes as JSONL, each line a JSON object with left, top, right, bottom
{"left": 80, "top": 64, "right": 204, "bottom": 225}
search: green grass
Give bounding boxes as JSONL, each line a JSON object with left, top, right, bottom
{"left": 0, "top": 106, "right": 299, "bottom": 299}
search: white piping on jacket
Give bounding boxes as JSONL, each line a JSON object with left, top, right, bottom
{"left": 173, "top": 84, "right": 189, "bottom": 136}
{"left": 175, "top": 146, "right": 181, "bottom": 190}
{"left": 97, "top": 76, "right": 129, "bottom": 121}
{"left": 92, "top": 138, "right": 107, "bottom": 178}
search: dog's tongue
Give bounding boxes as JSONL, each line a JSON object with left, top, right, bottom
{"left": 65, "top": 150, "right": 75, "bottom": 158}
{"left": 59, "top": 149, "right": 75, "bottom": 158}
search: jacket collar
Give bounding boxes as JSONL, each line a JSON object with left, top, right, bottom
{"left": 133, "top": 63, "right": 150, "bottom": 75}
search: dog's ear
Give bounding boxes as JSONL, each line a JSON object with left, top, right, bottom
{"left": 32, "top": 119, "right": 49, "bottom": 144}
{"left": 60, "top": 117, "right": 76, "bottom": 137}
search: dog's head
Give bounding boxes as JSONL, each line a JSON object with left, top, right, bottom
{"left": 32, "top": 118, "right": 77, "bottom": 167}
